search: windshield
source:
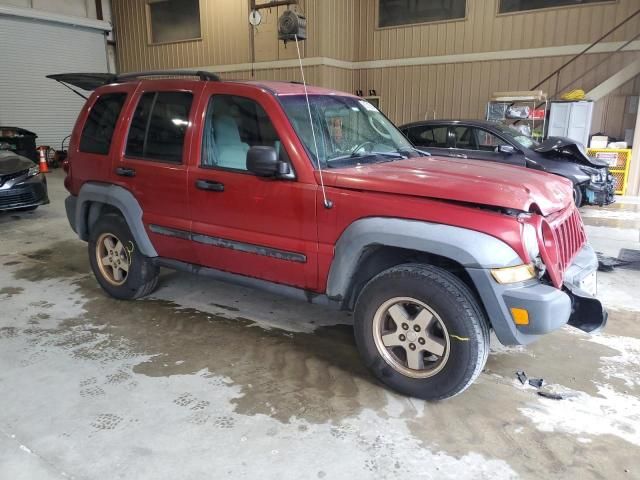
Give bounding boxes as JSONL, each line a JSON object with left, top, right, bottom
{"left": 493, "top": 123, "right": 540, "bottom": 149}
{"left": 280, "top": 95, "right": 414, "bottom": 168}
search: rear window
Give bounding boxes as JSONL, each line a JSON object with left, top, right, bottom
{"left": 125, "top": 91, "right": 193, "bottom": 163}
{"left": 79, "top": 93, "right": 127, "bottom": 155}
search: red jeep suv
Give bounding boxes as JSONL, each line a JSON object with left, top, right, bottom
{"left": 52, "top": 71, "right": 606, "bottom": 400}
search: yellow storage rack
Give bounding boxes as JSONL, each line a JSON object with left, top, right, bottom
{"left": 585, "top": 148, "right": 632, "bottom": 195}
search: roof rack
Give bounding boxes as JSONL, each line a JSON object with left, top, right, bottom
{"left": 117, "top": 70, "right": 220, "bottom": 82}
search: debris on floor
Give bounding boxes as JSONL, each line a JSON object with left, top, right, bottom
{"left": 597, "top": 249, "right": 640, "bottom": 272}
{"left": 596, "top": 252, "right": 629, "bottom": 272}
{"left": 618, "top": 248, "right": 640, "bottom": 271}
{"left": 537, "top": 391, "right": 564, "bottom": 400}
{"left": 516, "top": 370, "right": 528, "bottom": 385}
{"left": 528, "top": 378, "right": 544, "bottom": 388}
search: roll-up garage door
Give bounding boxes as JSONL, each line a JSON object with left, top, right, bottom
{"left": 0, "top": 14, "right": 109, "bottom": 148}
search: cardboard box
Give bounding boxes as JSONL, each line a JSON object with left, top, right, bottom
{"left": 590, "top": 135, "right": 608, "bottom": 149}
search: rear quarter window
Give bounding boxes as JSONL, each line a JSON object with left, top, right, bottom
{"left": 79, "top": 93, "right": 127, "bottom": 155}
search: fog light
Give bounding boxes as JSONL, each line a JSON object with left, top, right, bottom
{"left": 491, "top": 264, "right": 536, "bottom": 284}
{"left": 511, "top": 308, "right": 529, "bottom": 325}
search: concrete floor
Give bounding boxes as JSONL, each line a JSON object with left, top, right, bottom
{"left": 1, "top": 170, "right": 639, "bottom": 479}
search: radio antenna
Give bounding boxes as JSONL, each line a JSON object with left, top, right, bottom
{"left": 294, "top": 34, "right": 332, "bottom": 209}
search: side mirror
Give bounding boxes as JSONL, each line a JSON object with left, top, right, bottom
{"left": 247, "top": 146, "right": 279, "bottom": 177}
{"left": 498, "top": 144, "right": 516, "bottom": 155}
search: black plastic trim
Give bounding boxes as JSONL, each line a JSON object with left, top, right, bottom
{"left": 149, "top": 224, "right": 307, "bottom": 263}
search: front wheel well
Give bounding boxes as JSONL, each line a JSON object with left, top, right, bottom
{"left": 343, "top": 246, "right": 484, "bottom": 314}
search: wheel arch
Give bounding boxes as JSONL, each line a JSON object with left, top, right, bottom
{"left": 326, "top": 218, "right": 522, "bottom": 310}
{"left": 74, "top": 182, "right": 158, "bottom": 257}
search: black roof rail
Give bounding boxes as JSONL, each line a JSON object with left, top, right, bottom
{"left": 116, "top": 70, "right": 220, "bottom": 82}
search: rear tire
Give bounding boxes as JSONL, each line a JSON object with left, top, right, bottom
{"left": 88, "top": 213, "right": 159, "bottom": 300}
{"left": 354, "top": 264, "right": 490, "bottom": 400}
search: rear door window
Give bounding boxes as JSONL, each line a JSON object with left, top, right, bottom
{"left": 452, "top": 126, "right": 477, "bottom": 149}
{"left": 407, "top": 126, "right": 448, "bottom": 148}
{"left": 125, "top": 91, "right": 193, "bottom": 163}
{"left": 79, "top": 93, "right": 127, "bottom": 155}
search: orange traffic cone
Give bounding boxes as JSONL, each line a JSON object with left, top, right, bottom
{"left": 37, "top": 146, "right": 49, "bottom": 173}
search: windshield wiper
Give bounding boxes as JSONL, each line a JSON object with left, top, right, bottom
{"left": 351, "top": 151, "right": 406, "bottom": 159}
{"left": 328, "top": 151, "right": 405, "bottom": 163}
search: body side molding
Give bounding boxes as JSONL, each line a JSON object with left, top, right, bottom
{"left": 150, "top": 224, "right": 307, "bottom": 263}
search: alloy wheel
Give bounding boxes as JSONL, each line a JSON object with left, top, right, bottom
{"left": 96, "top": 232, "right": 130, "bottom": 286}
{"left": 372, "top": 297, "right": 450, "bottom": 378}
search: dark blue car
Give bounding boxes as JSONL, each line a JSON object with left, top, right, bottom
{"left": 399, "top": 119, "right": 615, "bottom": 207}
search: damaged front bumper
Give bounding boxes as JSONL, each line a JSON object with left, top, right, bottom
{"left": 583, "top": 176, "right": 615, "bottom": 206}
{"left": 563, "top": 244, "right": 608, "bottom": 334}
{"left": 468, "top": 244, "right": 607, "bottom": 345}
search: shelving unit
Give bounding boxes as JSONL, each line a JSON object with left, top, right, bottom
{"left": 486, "top": 90, "right": 548, "bottom": 141}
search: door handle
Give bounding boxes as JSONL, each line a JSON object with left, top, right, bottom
{"left": 196, "top": 179, "right": 224, "bottom": 192}
{"left": 115, "top": 167, "right": 136, "bottom": 177}
{"left": 454, "top": 154, "right": 467, "bottom": 159}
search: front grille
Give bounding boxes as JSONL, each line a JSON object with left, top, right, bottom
{"left": 551, "top": 206, "right": 586, "bottom": 276}
{"left": 0, "top": 169, "right": 28, "bottom": 187}
{"left": 0, "top": 188, "right": 37, "bottom": 208}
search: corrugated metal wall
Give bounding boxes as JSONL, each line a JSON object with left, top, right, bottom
{"left": 358, "top": 50, "right": 640, "bottom": 125}
{"left": 592, "top": 72, "right": 640, "bottom": 139}
{"left": 112, "top": 0, "right": 638, "bottom": 70}
{"left": 354, "top": 0, "right": 639, "bottom": 60}
{"left": 111, "top": 0, "right": 640, "bottom": 126}
{"left": 112, "top": 0, "right": 358, "bottom": 72}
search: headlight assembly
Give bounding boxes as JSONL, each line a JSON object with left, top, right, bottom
{"left": 27, "top": 165, "right": 40, "bottom": 177}
{"left": 491, "top": 264, "right": 536, "bottom": 284}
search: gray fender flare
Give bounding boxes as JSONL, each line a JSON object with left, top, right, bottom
{"left": 326, "top": 217, "right": 521, "bottom": 300}
{"left": 74, "top": 182, "right": 158, "bottom": 257}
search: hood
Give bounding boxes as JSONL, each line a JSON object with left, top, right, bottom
{"left": 0, "top": 150, "right": 35, "bottom": 175}
{"left": 323, "top": 156, "right": 572, "bottom": 216}
{"left": 534, "top": 137, "right": 607, "bottom": 168}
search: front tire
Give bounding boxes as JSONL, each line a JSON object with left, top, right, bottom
{"left": 88, "top": 213, "right": 159, "bottom": 300}
{"left": 354, "top": 264, "right": 490, "bottom": 400}
{"left": 573, "top": 184, "right": 583, "bottom": 207}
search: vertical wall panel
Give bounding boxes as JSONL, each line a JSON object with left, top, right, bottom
{"left": 110, "top": 0, "right": 639, "bottom": 142}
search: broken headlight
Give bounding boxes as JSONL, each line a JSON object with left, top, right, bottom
{"left": 522, "top": 222, "right": 540, "bottom": 262}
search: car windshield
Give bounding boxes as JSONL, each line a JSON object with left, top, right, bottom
{"left": 493, "top": 123, "right": 540, "bottom": 149}
{"left": 280, "top": 95, "right": 416, "bottom": 168}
